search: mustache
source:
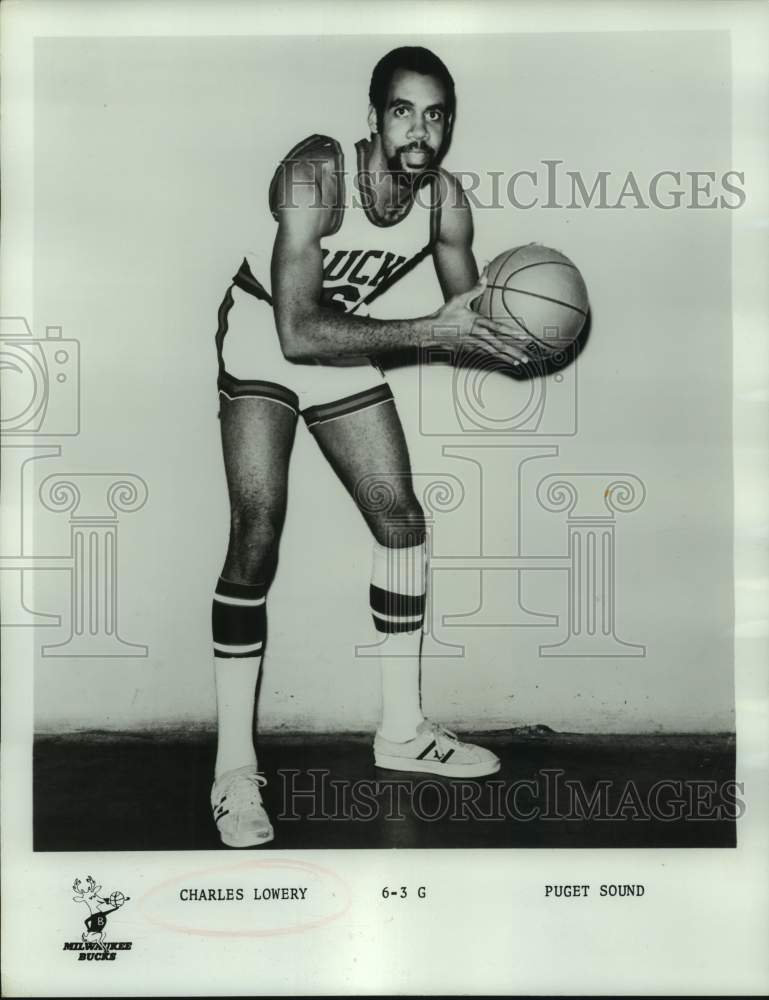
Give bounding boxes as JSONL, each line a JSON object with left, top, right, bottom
{"left": 398, "top": 141, "right": 434, "bottom": 154}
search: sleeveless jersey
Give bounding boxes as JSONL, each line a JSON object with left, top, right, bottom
{"left": 234, "top": 135, "right": 440, "bottom": 321}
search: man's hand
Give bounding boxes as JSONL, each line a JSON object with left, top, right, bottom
{"left": 429, "top": 274, "right": 535, "bottom": 368}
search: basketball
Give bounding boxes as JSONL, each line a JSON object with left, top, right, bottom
{"left": 109, "top": 891, "right": 126, "bottom": 907}
{"left": 474, "top": 244, "right": 589, "bottom": 356}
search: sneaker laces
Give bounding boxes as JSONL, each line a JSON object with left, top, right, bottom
{"left": 425, "top": 721, "right": 462, "bottom": 755}
{"left": 217, "top": 771, "right": 268, "bottom": 812}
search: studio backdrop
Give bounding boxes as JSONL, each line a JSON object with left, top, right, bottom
{"left": 20, "top": 31, "right": 734, "bottom": 736}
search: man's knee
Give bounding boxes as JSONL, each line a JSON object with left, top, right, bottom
{"left": 226, "top": 510, "right": 283, "bottom": 580}
{"left": 373, "top": 497, "right": 426, "bottom": 548}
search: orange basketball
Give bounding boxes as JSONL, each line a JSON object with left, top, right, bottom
{"left": 474, "top": 243, "right": 589, "bottom": 356}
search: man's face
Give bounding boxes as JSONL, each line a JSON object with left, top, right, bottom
{"left": 374, "top": 68, "right": 449, "bottom": 175}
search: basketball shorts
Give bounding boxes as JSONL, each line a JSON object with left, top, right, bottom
{"left": 215, "top": 267, "right": 392, "bottom": 430}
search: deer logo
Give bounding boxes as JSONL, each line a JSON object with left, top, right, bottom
{"left": 72, "top": 876, "right": 129, "bottom": 952}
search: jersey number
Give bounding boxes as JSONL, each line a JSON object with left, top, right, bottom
{"left": 321, "top": 284, "right": 360, "bottom": 312}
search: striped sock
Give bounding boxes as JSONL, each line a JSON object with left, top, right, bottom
{"left": 211, "top": 577, "right": 267, "bottom": 778}
{"left": 370, "top": 541, "right": 427, "bottom": 742}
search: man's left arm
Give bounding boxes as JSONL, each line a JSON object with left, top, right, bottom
{"left": 432, "top": 173, "right": 480, "bottom": 300}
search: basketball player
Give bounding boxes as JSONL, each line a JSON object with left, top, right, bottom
{"left": 211, "top": 47, "right": 534, "bottom": 847}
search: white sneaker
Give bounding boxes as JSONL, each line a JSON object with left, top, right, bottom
{"left": 374, "top": 720, "right": 501, "bottom": 778}
{"left": 211, "top": 766, "right": 274, "bottom": 848}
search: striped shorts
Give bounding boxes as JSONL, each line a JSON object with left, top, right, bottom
{"left": 215, "top": 262, "right": 393, "bottom": 429}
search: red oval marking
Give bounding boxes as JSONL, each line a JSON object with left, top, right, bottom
{"left": 138, "top": 858, "right": 351, "bottom": 938}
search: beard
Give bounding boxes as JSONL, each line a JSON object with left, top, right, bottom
{"left": 385, "top": 140, "right": 438, "bottom": 177}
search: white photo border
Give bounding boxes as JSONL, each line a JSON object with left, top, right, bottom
{"left": 1, "top": 1, "right": 767, "bottom": 995}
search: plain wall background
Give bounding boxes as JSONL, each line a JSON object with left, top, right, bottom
{"left": 31, "top": 32, "right": 734, "bottom": 734}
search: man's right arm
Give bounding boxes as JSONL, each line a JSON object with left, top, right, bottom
{"left": 270, "top": 159, "right": 531, "bottom": 366}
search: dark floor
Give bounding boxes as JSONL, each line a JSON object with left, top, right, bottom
{"left": 33, "top": 729, "right": 737, "bottom": 851}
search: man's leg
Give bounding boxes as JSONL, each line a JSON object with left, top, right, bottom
{"left": 308, "top": 391, "right": 427, "bottom": 743}
{"left": 307, "top": 389, "right": 500, "bottom": 775}
{"left": 212, "top": 389, "right": 298, "bottom": 844}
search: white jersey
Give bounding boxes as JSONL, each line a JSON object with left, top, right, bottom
{"left": 216, "top": 135, "right": 443, "bottom": 407}
{"left": 239, "top": 135, "right": 439, "bottom": 320}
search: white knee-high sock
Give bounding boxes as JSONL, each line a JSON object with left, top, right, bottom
{"left": 214, "top": 656, "right": 260, "bottom": 777}
{"left": 370, "top": 540, "right": 427, "bottom": 742}
{"left": 212, "top": 577, "right": 266, "bottom": 777}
